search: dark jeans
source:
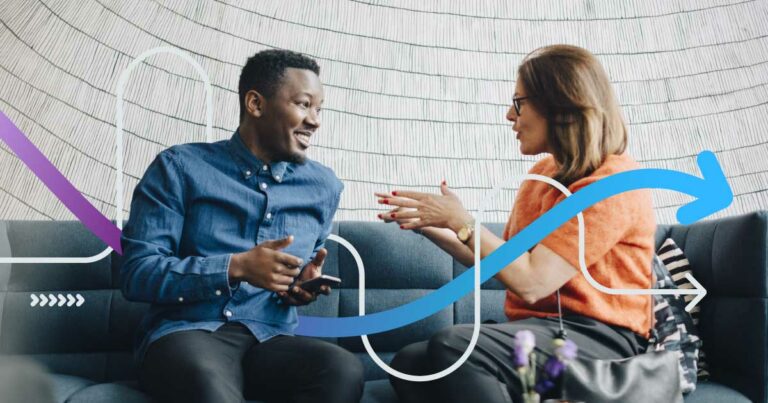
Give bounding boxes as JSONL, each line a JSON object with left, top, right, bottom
{"left": 389, "top": 315, "right": 647, "bottom": 403}
{"left": 140, "top": 323, "right": 364, "bottom": 403}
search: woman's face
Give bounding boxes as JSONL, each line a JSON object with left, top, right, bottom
{"left": 507, "top": 80, "right": 550, "bottom": 156}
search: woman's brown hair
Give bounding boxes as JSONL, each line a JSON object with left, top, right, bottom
{"left": 517, "top": 45, "right": 628, "bottom": 186}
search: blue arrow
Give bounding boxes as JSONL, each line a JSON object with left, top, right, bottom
{"left": 295, "top": 151, "right": 732, "bottom": 337}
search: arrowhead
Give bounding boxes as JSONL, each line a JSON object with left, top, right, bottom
{"left": 48, "top": 294, "right": 57, "bottom": 307}
{"left": 67, "top": 294, "right": 76, "bottom": 307}
{"left": 676, "top": 151, "right": 733, "bottom": 225}
{"left": 683, "top": 273, "right": 707, "bottom": 312}
{"left": 40, "top": 294, "right": 48, "bottom": 305}
{"left": 75, "top": 294, "right": 84, "bottom": 307}
{"left": 30, "top": 294, "right": 39, "bottom": 307}
{"left": 57, "top": 294, "right": 66, "bottom": 307}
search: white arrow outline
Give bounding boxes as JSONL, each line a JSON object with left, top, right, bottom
{"left": 30, "top": 294, "right": 39, "bottom": 307}
{"left": 499, "top": 174, "right": 707, "bottom": 312}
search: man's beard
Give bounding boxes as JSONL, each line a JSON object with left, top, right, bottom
{"left": 285, "top": 151, "right": 306, "bottom": 164}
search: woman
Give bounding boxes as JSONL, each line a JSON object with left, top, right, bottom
{"left": 377, "top": 45, "right": 656, "bottom": 402}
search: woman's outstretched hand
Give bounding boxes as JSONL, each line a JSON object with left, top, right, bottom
{"left": 374, "top": 181, "right": 473, "bottom": 232}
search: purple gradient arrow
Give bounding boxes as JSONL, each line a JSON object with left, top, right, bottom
{"left": 0, "top": 111, "right": 122, "bottom": 253}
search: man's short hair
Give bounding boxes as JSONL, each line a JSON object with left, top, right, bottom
{"left": 238, "top": 49, "right": 320, "bottom": 122}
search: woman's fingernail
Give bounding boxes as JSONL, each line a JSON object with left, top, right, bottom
{"left": 442, "top": 180, "right": 447, "bottom": 185}
{"left": 391, "top": 213, "right": 396, "bottom": 218}
{"left": 392, "top": 191, "right": 398, "bottom": 196}
{"left": 382, "top": 199, "right": 389, "bottom": 204}
{"left": 377, "top": 214, "right": 383, "bottom": 219}
{"left": 399, "top": 225, "right": 405, "bottom": 229}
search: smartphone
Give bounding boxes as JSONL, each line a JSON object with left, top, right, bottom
{"left": 299, "top": 274, "right": 341, "bottom": 293}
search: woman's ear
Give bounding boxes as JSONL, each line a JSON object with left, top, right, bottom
{"left": 245, "top": 90, "right": 264, "bottom": 118}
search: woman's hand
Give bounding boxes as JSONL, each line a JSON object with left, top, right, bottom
{"left": 375, "top": 181, "right": 474, "bottom": 232}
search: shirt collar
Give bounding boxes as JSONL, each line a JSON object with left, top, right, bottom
{"left": 228, "top": 130, "right": 292, "bottom": 182}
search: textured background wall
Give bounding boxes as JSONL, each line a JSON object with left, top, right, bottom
{"left": 1, "top": 0, "right": 766, "bottom": 226}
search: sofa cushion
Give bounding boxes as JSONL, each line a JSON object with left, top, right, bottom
{"left": 66, "top": 381, "right": 148, "bottom": 403}
{"left": 683, "top": 381, "right": 751, "bottom": 402}
{"left": 362, "top": 379, "right": 398, "bottom": 403}
{"left": 49, "top": 374, "right": 94, "bottom": 403}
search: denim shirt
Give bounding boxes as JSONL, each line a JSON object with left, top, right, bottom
{"left": 120, "top": 131, "right": 343, "bottom": 361}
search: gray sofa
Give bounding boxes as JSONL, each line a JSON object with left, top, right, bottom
{"left": 0, "top": 212, "right": 766, "bottom": 402}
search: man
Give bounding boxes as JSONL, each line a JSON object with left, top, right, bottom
{"left": 120, "top": 49, "right": 364, "bottom": 403}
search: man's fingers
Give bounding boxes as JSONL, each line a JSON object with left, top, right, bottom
{"left": 275, "top": 273, "right": 296, "bottom": 285}
{"left": 289, "top": 286, "right": 316, "bottom": 303}
{"left": 260, "top": 235, "right": 294, "bottom": 250}
{"left": 311, "top": 248, "right": 327, "bottom": 267}
{"left": 276, "top": 265, "right": 301, "bottom": 278}
{"left": 273, "top": 251, "right": 303, "bottom": 268}
{"left": 319, "top": 285, "right": 331, "bottom": 295}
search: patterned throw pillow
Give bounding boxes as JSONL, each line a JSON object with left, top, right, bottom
{"left": 649, "top": 253, "right": 702, "bottom": 393}
{"left": 657, "top": 238, "right": 710, "bottom": 380}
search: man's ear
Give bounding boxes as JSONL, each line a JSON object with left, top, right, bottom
{"left": 245, "top": 90, "right": 264, "bottom": 118}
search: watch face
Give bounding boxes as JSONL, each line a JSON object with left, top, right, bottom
{"left": 458, "top": 227, "right": 470, "bottom": 241}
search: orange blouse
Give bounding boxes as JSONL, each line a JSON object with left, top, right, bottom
{"left": 503, "top": 154, "right": 655, "bottom": 338}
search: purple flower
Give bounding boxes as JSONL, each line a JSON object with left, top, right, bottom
{"left": 514, "top": 330, "right": 536, "bottom": 355}
{"left": 542, "top": 356, "right": 566, "bottom": 378}
{"left": 513, "top": 348, "right": 529, "bottom": 367}
{"left": 534, "top": 379, "right": 555, "bottom": 394}
{"left": 555, "top": 339, "right": 578, "bottom": 361}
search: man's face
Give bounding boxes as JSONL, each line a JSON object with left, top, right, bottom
{"left": 253, "top": 67, "right": 324, "bottom": 164}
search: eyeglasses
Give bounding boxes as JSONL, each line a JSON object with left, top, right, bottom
{"left": 512, "top": 96, "right": 530, "bottom": 115}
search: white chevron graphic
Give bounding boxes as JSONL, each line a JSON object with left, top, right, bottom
{"left": 29, "top": 293, "right": 86, "bottom": 308}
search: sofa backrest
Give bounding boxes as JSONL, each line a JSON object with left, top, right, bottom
{"left": 655, "top": 211, "right": 768, "bottom": 403}
{"left": 1, "top": 213, "right": 766, "bottom": 402}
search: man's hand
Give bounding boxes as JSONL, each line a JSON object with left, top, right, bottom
{"left": 276, "top": 248, "right": 331, "bottom": 306}
{"left": 229, "top": 236, "right": 303, "bottom": 292}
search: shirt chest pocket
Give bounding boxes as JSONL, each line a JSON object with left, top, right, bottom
{"left": 282, "top": 210, "right": 325, "bottom": 261}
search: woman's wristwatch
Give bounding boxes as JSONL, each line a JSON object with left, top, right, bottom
{"left": 456, "top": 219, "right": 475, "bottom": 244}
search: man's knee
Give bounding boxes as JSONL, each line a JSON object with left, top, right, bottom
{"left": 320, "top": 344, "right": 365, "bottom": 386}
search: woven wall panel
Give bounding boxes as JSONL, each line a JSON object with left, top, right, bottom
{"left": 0, "top": 0, "right": 766, "bottom": 225}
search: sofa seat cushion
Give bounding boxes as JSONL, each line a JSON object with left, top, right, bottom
{"left": 51, "top": 378, "right": 398, "bottom": 403}
{"left": 683, "top": 381, "right": 750, "bottom": 402}
{"left": 49, "top": 374, "right": 94, "bottom": 403}
{"left": 66, "top": 381, "right": 149, "bottom": 403}
{"left": 362, "top": 379, "right": 398, "bottom": 403}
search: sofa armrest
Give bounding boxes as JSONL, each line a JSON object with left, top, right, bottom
{"left": 661, "top": 211, "right": 768, "bottom": 403}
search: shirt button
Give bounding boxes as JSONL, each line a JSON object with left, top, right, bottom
{"left": 224, "top": 310, "right": 233, "bottom": 318}
{"left": 274, "top": 175, "right": 281, "bottom": 181}
{"left": 262, "top": 165, "right": 268, "bottom": 171}
{"left": 244, "top": 170, "right": 252, "bottom": 177}
{"left": 215, "top": 289, "right": 222, "bottom": 296}
{"left": 260, "top": 183, "right": 268, "bottom": 190}
{"left": 266, "top": 212, "right": 272, "bottom": 219}
{"left": 178, "top": 297, "right": 184, "bottom": 302}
